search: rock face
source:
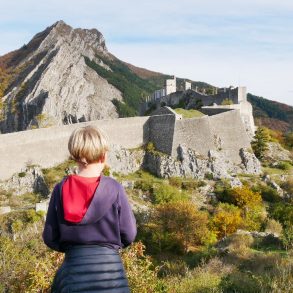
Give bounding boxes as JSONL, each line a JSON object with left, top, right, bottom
{"left": 239, "top": 148, "right": 262, "bottom": 174}
{"left": 0, "top": 166, "right": 49, "bottom": 196}
{"left": 0, "top": 21, "right": 123, "bottom": 133}
{"left": 265, "top": 142, "right": 293, "bottom": 163}
{"left": 263, "top": 174, "right": 284, "bottom": 197}
{"left": 107, "top": 145, "right": 145, "bottom": 175}
{"left": 144, "top": 144, "right": 261, "bottom": 181}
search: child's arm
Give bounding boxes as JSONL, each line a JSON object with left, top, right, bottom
{"left": 118, "top": 185, "right": 137, "bottom": 248}
{"left": 42, "top": 184, "right": 63, "bottom": 252}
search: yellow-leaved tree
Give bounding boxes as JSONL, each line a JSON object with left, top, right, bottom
{"left": 212, "top": 203, "right": 243, "bottom": 238}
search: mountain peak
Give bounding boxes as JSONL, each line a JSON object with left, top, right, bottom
{"left": 43, "top": 20, "right": 107, "bottom": 52}
{"left": 0, "top": 21, "right": 114, "bottom": 133}
{"left": 53, "top": 20, "right": 67, "bottom": 27}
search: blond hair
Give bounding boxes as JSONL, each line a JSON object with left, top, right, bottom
{"left": 68, "top": 125, "right": 109, "bottom": 165}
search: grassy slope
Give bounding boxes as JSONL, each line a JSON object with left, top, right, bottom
{"left": 174, "top": 108, "right": 205, "bottom": 118}
{"left": 84, "top": 55, "right": 170, "bottom": 117}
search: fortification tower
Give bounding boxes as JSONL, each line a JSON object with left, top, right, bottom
{"left": 237, "top": 86, "right": 247, "bottom": 103}
{"left": 165, "top": 76, "right": 177, "bottom": 95}
{"left": 184, "top": 81, "right": 192, "bottom": 91}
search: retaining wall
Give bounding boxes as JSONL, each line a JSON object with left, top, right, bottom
{"left": 171, "top": 110, "right": 251, "bottom": 163}
{"left": 172, "top": 116, "right": 215, "bottom": 157}
{"left": 0, "top": 116, "right": 149, "bottom": 180}
{"left": 0, "top": 109, "right": 252, "bottom": 181}
{"left": 208, "top": 110, "right": 251, "bottom": 163}
{"left": 148, "top": 114, "right": 176, "bottom": 155}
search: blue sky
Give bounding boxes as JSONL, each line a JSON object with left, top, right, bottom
{"left": 0, "top": 0, "right": 292, "bottom": 106}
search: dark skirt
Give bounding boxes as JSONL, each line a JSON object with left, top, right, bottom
{"left": 51, "top": 245, "right": 130, "bottom": 293}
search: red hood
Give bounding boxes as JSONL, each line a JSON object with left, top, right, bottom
{"left": 62, "top": 175, "right": 101, "bottom": 223}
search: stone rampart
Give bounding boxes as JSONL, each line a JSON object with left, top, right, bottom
{"left": 148, "top": 114, "right": 176, "bottom": 155}
{"left": 202, "top": 102, "right": 255, "bottom": 138}
{"left": 172, "top": 116, "right": 215, "bottom": 157}
{"left": 171, "top": 110, "right": 251, "bottom": 164}
{"left": 0, "top": 116, "right": 149, "bottom": 180}
{"left": 208, "top": 110, "right": 251, "bottom": 163}
{"left": 0, "top": 109, "right": 253, "bottom": 181}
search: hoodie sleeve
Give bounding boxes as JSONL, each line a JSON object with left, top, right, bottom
{"left": 118, "top": 185, "right": 137, "bottom": 248}
{"left": 42, "top": 184, "right": 64, "bottom": 252}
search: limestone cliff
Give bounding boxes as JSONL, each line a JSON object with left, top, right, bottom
{"left": 0, "top": 21, "right": 123, "bottom": 133}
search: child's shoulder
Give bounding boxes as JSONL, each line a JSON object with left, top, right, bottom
{"left": 102, "top": 175, "right": 123, "bottom": 189}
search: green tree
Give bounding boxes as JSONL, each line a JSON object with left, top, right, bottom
{"left": 284, "top": 132, "right": 293, "bottom": 149}
{"left": 251, "top": 127, "right": 270, "bottom": 160}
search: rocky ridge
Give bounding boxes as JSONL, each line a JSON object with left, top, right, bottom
{"left": 0, "top": 21, "right": 123, "bottom": 133}
{"left": 143, "top": 144, "right": 261, "bottom": 185}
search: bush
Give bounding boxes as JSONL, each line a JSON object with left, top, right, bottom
{"left": 269, "top": 202, "right": 293, "bottom": 228}
{"left": 0, "top": 235, "right": 63, "bottom": 292}
{"left": 227, "top": 186, "right": 262, "bottom": 208}
{"left": 281, "top": 177, "right": 293, "bottom": 195}
{"left": 121, "top": 242, "right": 167, "bottom": 293}
{"left": 159, "top": 260, "right": 189, "bottom": 277}
{"left": 152, "top": 184, "right": 189, "bottom": 204}
{"left": 276, "top": 161, "right": 292, "bottom": 171}
{"left": 253, "top": 184, "right": 281, "bottom": 203}
{"left": 223, "top": 271, "right": 263, "bottom": 293}
{"left": 204, "top": 173, "right": 213, "bottom": 180}
{"left": 170, "top": 257, "right": 231, "bottom": 293}
{"left": 265, "top": 219, "right": 283, "bottom": 236}
{"left": 281, "top": 226, "right": 293, "bottom": 250}
{"left": 214, "top": 185, "right": 266, "bottom": 231}
{"left": 135, "top": 180, "right": 154, "bottom": 193}
{"left": 284, "top": 132, "right": 293, "bottom": 149}
{"left": 145, "top": 201, "right": 210, "bottom": 254}
{"left": 168, "top": 177, "right": 206, "bottom": 190}
{"left": 146, "top": 142, "right": 156, "bottom": 153}
{"left": 241, "top": 204, "right": 267, "bottom": 231}
{"left": 168, "top": 177, "right": 182, "bottom": 188}
{"left": 42, "top": 159, "right": 76, "bottom": 190}
{"left": 213, "top": 179, "right": 232, "bottom": 202}
{"left": 212, "top": 203, "right": 243, "bottom": 238}
{"left": 182, "top": 180, "right": 205, "bottom": 190}
{"left": 18, "top": 172, "right": 26, "bottom": 177}
{"left": 228, "top": 233, "right": 254, "bottom": 251}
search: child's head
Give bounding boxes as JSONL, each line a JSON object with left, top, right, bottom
{"left": 68, "top": 125, "right": 109, "bottom": 165}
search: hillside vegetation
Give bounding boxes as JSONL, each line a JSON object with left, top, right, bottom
{"left": 248, "top": 93, "right": 293, "bottom": 133}
{"left": 84, "top": 55, "right": 171, "bottom": 117}
{"left": 0, "top": 144, "right": 292, "bottom": 292}
{"left": 174, "top": 108, "right": 205, "bottom": 118}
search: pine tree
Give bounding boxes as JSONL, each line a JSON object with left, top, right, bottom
{"left": 251, "top": 127, "right": 269, "bottom": 160}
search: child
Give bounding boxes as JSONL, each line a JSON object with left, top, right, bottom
{"left": 43, "top": 125, "right": 136, "bottom": 292}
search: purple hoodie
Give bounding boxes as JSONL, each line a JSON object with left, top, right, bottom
{"left": 43, "top": 175, "right": 137, "bottom": 252}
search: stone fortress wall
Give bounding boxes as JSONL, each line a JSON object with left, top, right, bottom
{"left": 149, "top": 107, "right": 251, "bottom": 164}
{"left": 0, "top": 106, "right": 252, "bottom": 181}
{"left": 0, "top": 116, "right": 149, "bottom": 180}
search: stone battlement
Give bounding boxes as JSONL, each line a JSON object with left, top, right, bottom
{"left": 0, "top": 107, "right": 253, "bottom": 180}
